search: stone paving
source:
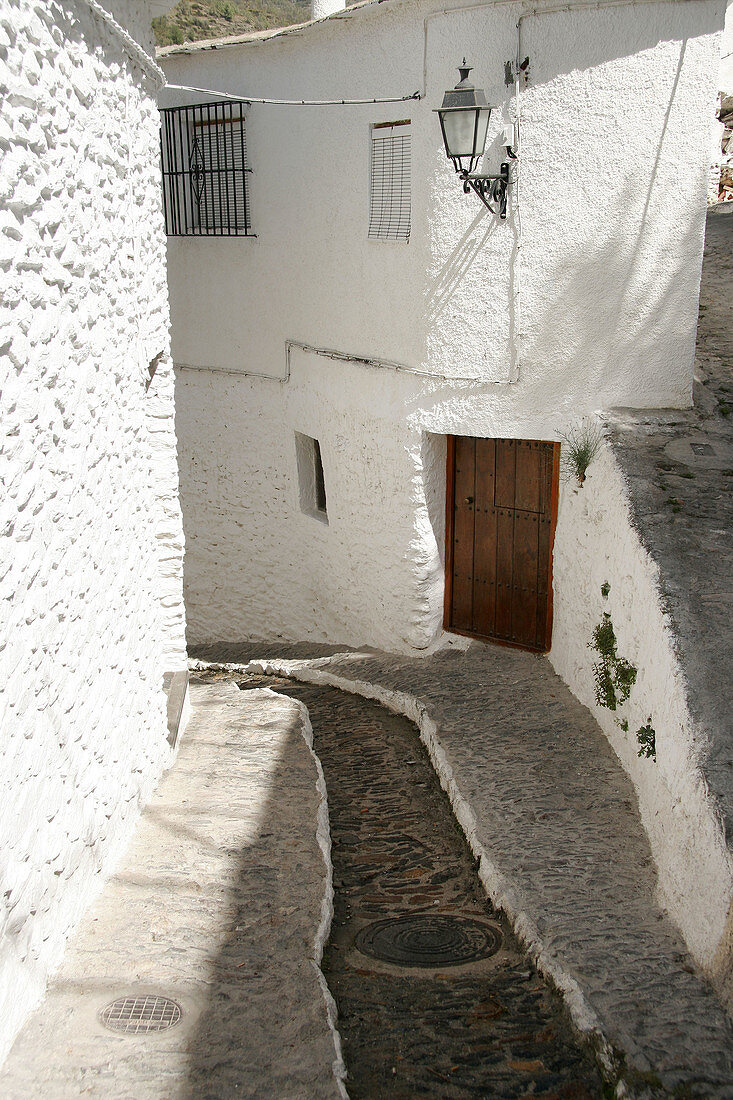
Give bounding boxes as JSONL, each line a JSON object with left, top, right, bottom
{"left": 252, "top": 674, "right": 603, "bottom": 1099}
{"left": 0, "top": 678, "right": 345, "bottom": 1099}
{"left": 606, "top": 205, "right": 733, "bottom": 842}
{"left": 194, "top": 641, "right": 733, "bottom": 1096}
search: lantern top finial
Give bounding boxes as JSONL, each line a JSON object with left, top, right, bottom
{"left": 456, "top": 60, "right": 473, "bottom": 88}
{"left": 437, "top": 61, "right": 488, "bottom": 111}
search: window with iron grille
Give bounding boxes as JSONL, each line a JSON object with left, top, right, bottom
{"left": 159, "top": 101, "right": 254, "bottom": 237}
{"left": 368, "top": 120, "right": 411, "bottom": 243}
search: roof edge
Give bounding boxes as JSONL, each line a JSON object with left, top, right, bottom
{"left": 156, "top": 0, "right": 393, "bottom": 57}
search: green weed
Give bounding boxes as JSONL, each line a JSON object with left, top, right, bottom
{"left": 588, "top": 613, "right": 637, "bottom": 712}
{"left": 637, "top": 719, "right": 656, "bottom": 760}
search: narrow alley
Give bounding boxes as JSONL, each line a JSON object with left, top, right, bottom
{"left": 253, "top": 673, "right": 603, "bottom": 1098}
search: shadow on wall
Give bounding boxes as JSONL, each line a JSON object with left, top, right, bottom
{"left": 515, "top": 4, "right": 717, "bottom": 85}
{"left": 522, "top": 35, "right": 703, "bottom": 407}
{"left": 421, "top": 432, "right": 447, "bottom": 573}
{"left": 164, "top": 682, "right": 337, "bottom": 1097}
{"left": 421, "top": 27, "right": 703, "bottom": 400}
{"left": 523, "top": 173, "right": 702, "bottom": 408}
{"left": 424, "top": 210, "right": 499, "bottom": 327}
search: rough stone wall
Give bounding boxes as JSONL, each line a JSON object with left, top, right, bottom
{"left": 549, "top": 445, "right": 733, "bottom": 976}
{"left": 0, "top": 0, "right": 187, "bottom": 1063}
{"left": 176, "top": 350, "right": 439, "bottom": 652}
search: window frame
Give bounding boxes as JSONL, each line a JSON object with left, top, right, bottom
{"left": 368, "top": 118, "right": 411, "bottom": 244}
{"left": 159, "top": 100, "right": 255, "bottom": 238}
{"left": 295, "top": 432, "right": 329, "bottom": 524}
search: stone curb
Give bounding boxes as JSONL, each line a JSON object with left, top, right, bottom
{"left": 283, "top": 689, "right": 349, "bottom": 1099}
{"left": 0, "top": 679, "right": 349, "bottom": 1098}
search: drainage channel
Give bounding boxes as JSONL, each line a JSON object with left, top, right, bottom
{"left": 240, "top": 674, "right": 603, "bottom": 1099}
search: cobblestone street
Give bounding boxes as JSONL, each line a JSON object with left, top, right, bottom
{"left": 2, "top": 653, "right": 732, "bottom": 1097}
{"left": 212, "top": 641, "right": 733, "bottom": 1096}
{"left": 247, "top": 674, "right": 602, "bottom": 1099}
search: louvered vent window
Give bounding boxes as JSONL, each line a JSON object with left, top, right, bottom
{"left": 368, "top": 120, "right": 411, "bottom": 243}
{"left": 159, "top": 101, "right": 254, "bottom": 236}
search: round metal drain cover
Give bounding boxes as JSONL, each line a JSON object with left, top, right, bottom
{"left": 354, "top": 914, "right": 502, "bottom": 968}
{"left": 99, "top": 994, "right": 182, "bottom": 1034}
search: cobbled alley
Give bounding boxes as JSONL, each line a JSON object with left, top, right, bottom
{"left": 242, "top": 673, "right": 603, "bottom": 1099}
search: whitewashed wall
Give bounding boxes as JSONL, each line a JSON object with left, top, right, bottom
{"left": 177, "top": 349, "right": 445, "bottom": 651}
{"left": 0, "top": 0, "right": 187, "bottom": 1063}
{"left": 163, "top": 0, "right": 724, "bottom": 652}
{"left": 162, "top": 0, "right": 722, "bottom": 406}
{"left": 550, "top": 446, "right": 733, "bottom": 985}
{"left": 164, "top": 0, "right": 728, "bottom": 978}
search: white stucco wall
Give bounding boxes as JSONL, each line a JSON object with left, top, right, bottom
{"left": 0, "top": 0, "right": 187, "bottom": 1063}
{"left": 550, "top": 445, "right": 733, "bottom": 974}
{"left": 176, "top": 351, "right": 443, "bottom": 651}
{"left": 162, "top": 0, "right": 723, "bottom": 408}
{"left": 165, "top": 0, "right": 728, "bottom": 976}
{"left": 719, "top": 0, "right": 733, "bottom": 94}
{"left": 167, "top": 0, "right": 725, "bottom": 653}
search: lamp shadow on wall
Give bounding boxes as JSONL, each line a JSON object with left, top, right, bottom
{"left": 423, "top": 209, "right": 498, "bottom": 326}
{"left": 524, "top": 169, "right": 702, "bottom": 408}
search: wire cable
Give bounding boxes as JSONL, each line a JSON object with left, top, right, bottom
{"left": 163, "top": 83, "right": 422, "bottom": 105}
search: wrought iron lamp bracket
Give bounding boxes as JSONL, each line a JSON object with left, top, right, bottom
{"left": 459, "top": 162, "right": 510, "bottom": 219}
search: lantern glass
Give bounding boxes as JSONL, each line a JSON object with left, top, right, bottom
{"left": 439, "top": 105, "right": 492, "bottom": 169}
{"left": 436, "top": 62, "right": 493, "bottom": 173}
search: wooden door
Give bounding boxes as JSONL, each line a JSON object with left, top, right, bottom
{"left": 445, "top": 436, "right": 560, "bottom": 653}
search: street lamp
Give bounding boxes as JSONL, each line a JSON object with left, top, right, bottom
{"left": 435, "top": 60, "right": 509, "bottom": 219}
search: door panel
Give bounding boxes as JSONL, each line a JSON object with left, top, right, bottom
{"left": 451, "top": 435, "right": 476, "bottom": 631}
{"left": 494, "top": 439, "right": 516, "bottom": 508}
{"left": 511, "top": 511, "right": 539, "bottom": 646}
{"left": 495, "top": 508, "right": 514, "bottom": 640}
{"left": 472, "top": 440, "right": 497, "bottom": 633}
{"left": 515, "top": 441, "right": 543, "bottom": 513}
{"left": 445, "top": 436, "right": 559, "bottom": 653}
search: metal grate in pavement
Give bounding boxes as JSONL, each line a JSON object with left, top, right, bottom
{"left": 99, "top": 995, "right": 182, "bottom": 1034}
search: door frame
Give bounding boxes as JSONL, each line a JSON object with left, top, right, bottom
{"left": 443, "top": 434, "right": 561, "bottom": 654}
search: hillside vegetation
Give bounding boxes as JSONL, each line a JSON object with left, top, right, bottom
{"left": 153, "top": 0, "right": 311, "bottom": 46}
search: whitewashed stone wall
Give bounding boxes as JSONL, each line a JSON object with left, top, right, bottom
{"left": 550, "top": 445, "right": 733, "bottom": 981}
{"left": 176, "top": 351, "right": 438, "bottom": 652}
{"left": 0, "top": 0, "right": 186, "bottom": 1063}
{"left": 165, "top": 0, "right": 728, "bottom": 979}
{"left": 164, "top": 0, "right": 725, "bottom": 652}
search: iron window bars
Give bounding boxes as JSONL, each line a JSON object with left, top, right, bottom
{"left": 160, "top": 101, "right": 254, "bottom": 237}
{"left": 369, "top": 120, "right": 411, "bottom": 242}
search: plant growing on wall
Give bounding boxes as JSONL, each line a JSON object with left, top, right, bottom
{"left": 592, "top": 586, "right": 656, "bottom": 761}
{"left": 562, "top": 421, "right": 603, "bottom": 486}
{"left": 637, "top": 718, "right": 656, "bottom": 760}
{"left": 588, "top": 611, "right": 637, "bottom": 711}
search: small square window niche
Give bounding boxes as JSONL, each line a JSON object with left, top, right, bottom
{"left": 295, "top": 432, "right": 328, "bottom": 523}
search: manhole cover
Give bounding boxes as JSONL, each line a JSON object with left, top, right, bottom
{"left": 354, "top": 915, "right": 502, "bottom": 968}
{"left": 99, "top": 995, "right": 182, "bottom": 1034}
